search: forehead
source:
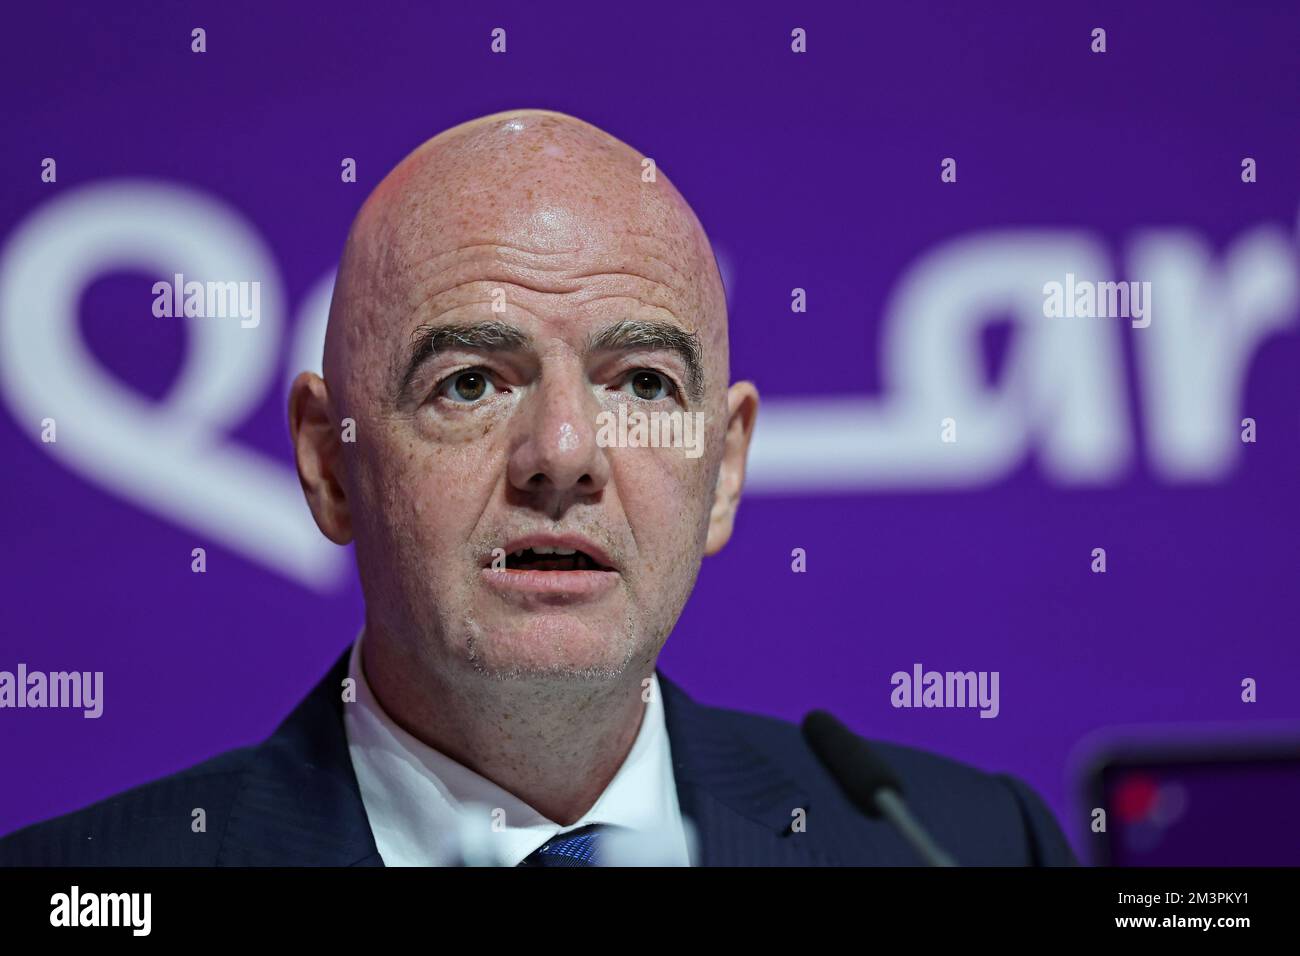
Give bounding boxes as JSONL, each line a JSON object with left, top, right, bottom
{"left": 398, "top": 232, "right": 694, "bottom": 329}
{"left": 385, "top": 125, "right": 710, "bottom": 297}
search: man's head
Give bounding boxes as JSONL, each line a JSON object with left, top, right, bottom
{"left": 290, "top": 109, "right": 758, "bottom": 687}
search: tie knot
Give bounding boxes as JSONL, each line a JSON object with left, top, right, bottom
{"left": 518, "top": 823, "right": 606, "bottom": 867}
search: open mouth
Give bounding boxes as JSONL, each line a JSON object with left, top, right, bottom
{"left": 483, "top": 537, "right": 620, "bottom": 601}
{"left": 503, "top": 547, "right": 612, "bottom": 572}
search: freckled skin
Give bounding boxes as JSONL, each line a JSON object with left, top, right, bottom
{"left": 289, "top": 109, "right": 758, "bottom": 825}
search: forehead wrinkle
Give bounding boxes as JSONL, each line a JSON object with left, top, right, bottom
{"left": 568, "top": 267, "right": 680, "bottom": 291}
{"left": 394, "top": 244, "right": 594, "bottom": 306}
{"left": 396, "top": 234, "right": 694, "bottom": 297}
{"left": 415, "top": 241, "right": 584, "bottom": 268}
{"left": 619, "top": 229, "right": 695, "bottom": 285}
{"left": 580, "top": 295, "right": 692, "bottom": 334}
{"left": 396, "top": 244, "right": 692, "bottom": 328}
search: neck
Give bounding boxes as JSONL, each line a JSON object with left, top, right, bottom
{"left": 360, "top": 627, "right": 651, "bottom": 826}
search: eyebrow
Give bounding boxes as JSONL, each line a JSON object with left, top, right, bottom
{"left": 399, "top": 321, "right": 532, "bottom": 399}
{"left": 397, "top": 316, "right": 705, "bottom": 402}
{"left": 588, "top": 318, "right": 705, "bottom": 402}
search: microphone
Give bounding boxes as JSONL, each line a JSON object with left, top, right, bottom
{"left": 801, "top": 709, "right": 957, "bottom": 867}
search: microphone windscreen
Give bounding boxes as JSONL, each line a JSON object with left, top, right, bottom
{"left": 801, "top": 709, "right": 902, "bottom": 818}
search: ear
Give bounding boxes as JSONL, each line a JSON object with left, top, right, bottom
{"left": 288, "top": 371, "right": 353, "bottom": 545}
{"left": 704, "top": 381, "right": 760, "bottom": 556}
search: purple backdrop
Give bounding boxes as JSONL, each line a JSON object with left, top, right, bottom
{"left": 2, "top": 1, "right": 1298, "bottom": 863}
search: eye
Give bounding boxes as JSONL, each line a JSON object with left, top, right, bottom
{"left": 437, "top": 369, "right": 497, "bottom": 404}
{"left": 621, "top": 369, "right": 675, "bottom": 401}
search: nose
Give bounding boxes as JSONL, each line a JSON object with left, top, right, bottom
{"left": 507, "top": 371, "right": 611, "bottom": 501}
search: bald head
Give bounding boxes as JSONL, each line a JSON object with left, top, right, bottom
{"left": 323, "top": 109, "right": 728, "bottom": 412}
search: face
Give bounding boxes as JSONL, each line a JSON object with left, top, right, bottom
{"left": 291, "top": 112, "right": 757, "bottom": 685}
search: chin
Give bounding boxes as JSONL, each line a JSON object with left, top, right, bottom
{"left": 461, "top": 609, "right": 639, "bottom": 681}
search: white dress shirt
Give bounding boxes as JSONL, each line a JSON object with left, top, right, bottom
{"left": 343, "top": 631, "right": 693, "bottom": 866}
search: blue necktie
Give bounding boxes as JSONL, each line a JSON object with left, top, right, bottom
{"left": 517, "top": 823, "right": 605, "bottom": 867}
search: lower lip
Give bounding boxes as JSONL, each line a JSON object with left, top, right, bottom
{"left": 479, "top": 567, "right": 620, "bottom": 602}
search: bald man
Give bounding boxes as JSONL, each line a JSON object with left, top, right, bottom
{"left": 0, "top": 110, "right": 1075, "bottom": 867}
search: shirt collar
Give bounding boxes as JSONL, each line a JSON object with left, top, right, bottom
{"left": 343, "top": 630, "right": 688, "bottom": 866}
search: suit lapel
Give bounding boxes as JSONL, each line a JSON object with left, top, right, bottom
{"left": 217, "top": 649, "right": 383, "bottom": 866}
{"left": 217, "top": 652, "right": 851, "bottom": 866}
{"left": 657, "top": 671, "right": 845, "bottom": 866}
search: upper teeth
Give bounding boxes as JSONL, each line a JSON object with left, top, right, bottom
{"left": 513, "top": 546, "right": 578, "bottom": 556}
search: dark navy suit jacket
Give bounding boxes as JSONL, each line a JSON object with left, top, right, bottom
{"left": 0, "top": 648, "right": 1077, "bottom": 866}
